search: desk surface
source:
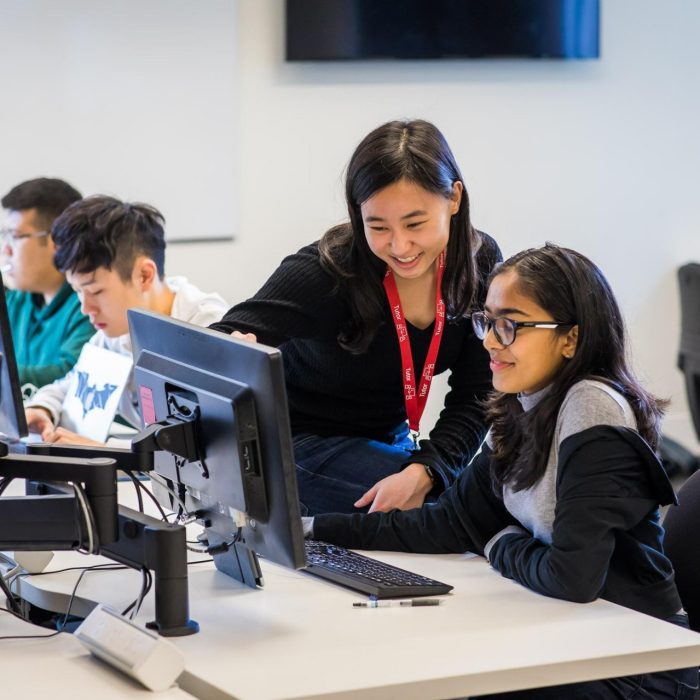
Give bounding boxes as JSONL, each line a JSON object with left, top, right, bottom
{"left": 0, "top": 610, "right": 193, "bottom": 698}
{"left": 6, "top": 480, "right": 700, "bottom": 700}
{"left": 179, "top": 553, "right": 700, "bottom": 700}
{"left": 16, "top": 546, "right": 700, "bottom": 700}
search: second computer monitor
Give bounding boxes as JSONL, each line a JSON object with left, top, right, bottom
{"left": 128, "top": 309, "right": 306, "bottom": 584}
{"left": 0, "top": 283, "right": 28, "bottom": 443}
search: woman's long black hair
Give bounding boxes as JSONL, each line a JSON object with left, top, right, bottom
{"left": 486, "top": 244, "right": 667, "bottom": 492}
{"left": 319, "top": 119, "right": 481, "bottom": 353}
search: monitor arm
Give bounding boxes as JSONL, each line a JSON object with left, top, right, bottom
{"left": 0, "top": 450, "right": 119, "bottom": 549}
{"left": 130, "top": 417, "right": 200, "bottom": 464}
{"left": 23, "top": 479, "right": 200, "bottom": 637}
{"left": 26, "top": 442, "right": 154, "bottom": 473}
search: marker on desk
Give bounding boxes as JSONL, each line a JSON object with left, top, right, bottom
{"left": 353, "top": 598, "right": 442, "bottom": 608}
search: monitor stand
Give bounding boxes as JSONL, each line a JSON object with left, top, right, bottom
{"left": 206, "top": 529, "right": 263, "bottom": 588}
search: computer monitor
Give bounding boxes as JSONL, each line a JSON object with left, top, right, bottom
{"left": 0, "top": 284, "right": 28, "bottom": 443}
{"left": 128, "top": 309, "right": 307, "bottom": 587}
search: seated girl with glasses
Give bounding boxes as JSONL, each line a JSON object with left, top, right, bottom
{"left": 307, "top": 243, "right": 698, "bottom": 699}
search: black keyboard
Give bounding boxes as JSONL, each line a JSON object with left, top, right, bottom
{"left": 303, "top": 540, "right": 453, "bottom": 599}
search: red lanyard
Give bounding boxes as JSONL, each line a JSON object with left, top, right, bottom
{"left": 383, "top": 252, "right": 446, "bottom": 441}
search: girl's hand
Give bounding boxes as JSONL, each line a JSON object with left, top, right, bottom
{"left": 354, "top": 463, "right": 433, "bottom": 513}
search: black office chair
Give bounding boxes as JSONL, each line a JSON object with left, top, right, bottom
{"left": 663, "top": 469, "right": 700, "bottom": 633}
{"left": 659, "top": 263, "right": 700, "bottom": 475}
{"left": 663, "top": 264, "right": 700, "bottom": 699}
{"left": 658, "top": 264, "right": 700, "bottom": 697}
{"left": 678, "top": 263, "right": 700, "bottom": 445}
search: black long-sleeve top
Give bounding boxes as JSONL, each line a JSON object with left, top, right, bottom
{"left": 210, "top": 234, "right": 502, "bottom": 490}
{"left": 314, "top": 425, "right": 682, "bottom": 619}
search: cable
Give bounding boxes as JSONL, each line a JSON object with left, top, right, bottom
{"left": 13, "top": 562, "right": 146, "bottom": 620}
{"left": 0, "top": 569, "right": 21, "bottom": 615}
{"left": 55, "top": 566, "right": 92, "bottom": 632}
{"left": 2, "top": 560, "right": 151, "bottom": 641}
{"left": 134, "top": 472, "right": 168, "bottom": 522}
{"left": 14, "top": 563, "right": 126, "bottom": 579}
{"left": 1, "top": 528, "right": 164, "bottom": 638}
{"left": 0, "top": 605, "right": 64, "bottom": 641}
{"left": 188, "top": 526, "right": 242, "bottom": 556}
{"left": 69, "top": 481, "right": 97, "bottom": 554}
{"left": 172, "top": 459, "right": 190, "bottom": 521}
{"left": 73, "top": 487, "right": 85, "bottom": 552}
{"left": 186, "top": 543, "right": 211, "bottom": 555}
{"left": 125, "top": 471, "right": 144, "bottom": 513}
{"left": 0, "top": 561, "right": 105, "bottom": 640}
{"left": 82, "top": 485, "right": 100, "bottom": 553}
{"left": 121, "top": 567, "right": 152, "bottom": 619}
{"left": 143, "top": 471, "right": 187, "bottom": 517}
{"left": 134, "top": 569, "right": 152, "bottom": 619}
{"left": 6, "top": 564, "right": 126, "bottom": 595}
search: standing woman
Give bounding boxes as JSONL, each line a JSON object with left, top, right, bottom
{"left": 211, "top": 120, "right": 501, "bottom": 515}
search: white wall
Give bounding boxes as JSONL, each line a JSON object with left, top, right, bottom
{"left": 3, "top": 0, "right": 699, "bottom": 448}
{"left": 0, "top": 0, "right": 238, "bottom": 241}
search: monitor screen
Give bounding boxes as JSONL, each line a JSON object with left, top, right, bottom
{"left": 128, "top": 309, "right": 307, "bottom": 584}
{"left": 286, "top": 0, "right": 600, "bottom": 60}
{"left": 0, "top": 284, "right": 28, "bottom": 442}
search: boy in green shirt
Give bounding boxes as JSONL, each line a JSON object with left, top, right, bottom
{"left": 1, "top": 178, "right": 95, "bottom": 391}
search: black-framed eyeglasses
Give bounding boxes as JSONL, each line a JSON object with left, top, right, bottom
{"left": 471, "top": 311, "right": 573, "bottom": 347}
{"left": 0, "top": 228, "right": 50, "bottom": 245}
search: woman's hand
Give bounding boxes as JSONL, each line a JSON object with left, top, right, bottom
{"left": 231, "top": 330, "right": 257, "bottom": 343}
{"left": 354, "top": 463, "right": 433, "bottom": 513}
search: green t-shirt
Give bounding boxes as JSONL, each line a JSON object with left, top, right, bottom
{"left": 6, "top": 282, "right": 95, "bottom": 390}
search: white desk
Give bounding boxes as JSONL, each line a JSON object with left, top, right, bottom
{"left": 0, "top": 610, "right": 194, "bottom": 698}
{"left": 174, "top": 553, "right": 700, "bottom": 700}
{"left": 6, "top": 480, "right": 700, "bottom": 699}
{"left": 15, "top": 546, "right": 700, "bottom": 700}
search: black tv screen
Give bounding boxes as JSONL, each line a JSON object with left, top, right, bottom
{"left": 286, "top": 0, "right": 599, "bottom": 61}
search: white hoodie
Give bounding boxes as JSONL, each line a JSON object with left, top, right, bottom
{"left": 26, "top": 277, "right": 228, "bottom": 436}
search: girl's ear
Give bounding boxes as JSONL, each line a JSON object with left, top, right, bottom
{"left": 449, "top": 181, "right": 463, "bottom": 215}
{"left": 562, "top": 325, "right": 579, "bottom": 359}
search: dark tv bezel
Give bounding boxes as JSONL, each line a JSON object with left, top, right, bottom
{"left": 286, "top": 0, "right": 600, "bottom": 61}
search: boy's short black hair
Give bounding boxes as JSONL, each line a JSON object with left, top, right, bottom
{"left": 52, "top": 196, "right": 167, "bottom": 280}
{"left": 1, "top": 177, "right": 82, "bottom": 228}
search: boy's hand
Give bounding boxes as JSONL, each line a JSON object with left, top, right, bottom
{"left": 41, "top": 427, "right": 104, "bottom": 447}
{"left": 25, "top": 407, "right": 55, "bottom": 436}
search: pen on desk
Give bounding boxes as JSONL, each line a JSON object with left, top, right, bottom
{"left": 353, "top": 598, "right": 442, "bottom": 608}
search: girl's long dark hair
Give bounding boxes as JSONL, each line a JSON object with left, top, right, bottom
{"left": 319, "top": 119, "right": 481, "bottom": 353}
{"left": 486, "top": 244, "right": 667, "bottom": 492}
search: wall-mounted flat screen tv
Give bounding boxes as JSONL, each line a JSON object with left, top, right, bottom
{"left": 286, "top": 0, "right": 599, "bottom": 61}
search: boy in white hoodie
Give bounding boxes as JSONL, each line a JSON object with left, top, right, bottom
{"left": 25, "top": 195, "right": 228, "bottom": 446}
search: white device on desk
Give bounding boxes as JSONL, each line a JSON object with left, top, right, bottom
{"left": 74, "top": 604, "right": 185, "bottom": 692}
{"left": 0, "top": 550, "right": 54, "bottom": 576}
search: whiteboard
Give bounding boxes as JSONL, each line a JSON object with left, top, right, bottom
{"left": 0, "top": 0, "right": 237, "bottom": 241}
